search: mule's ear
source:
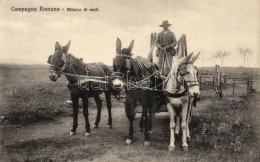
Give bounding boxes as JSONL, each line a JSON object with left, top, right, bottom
{"left": 116, "top": 38, "right": 122, "bottom": 54}
{"left": 188, "top": 52, "right": 200, "bottom": 64}
{"left": 128, "top": 40, "right": 134, "bottom": 53}
{"left": 179, "top": 52, "right": 194, "bottom": 65}
{"left": 63, "top": 40, "right": 71, "bottom": 53}
{"left": 55, "top": 42, "right": 62, "bottom": 51}
{"left": 61, "top": 53, "right": 67, "bottom": 64}
{"left": 47, "top": 55, "right": 52, "bottom": 64}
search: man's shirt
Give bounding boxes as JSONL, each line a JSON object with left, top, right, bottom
{"left": 157, "top": 30, "right": 176, "bottom": 47}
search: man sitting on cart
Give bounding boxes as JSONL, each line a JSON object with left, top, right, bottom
{"left": 156, "top": 20, "right": 177, "bottom": 76}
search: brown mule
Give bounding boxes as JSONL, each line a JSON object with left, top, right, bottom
{"left": 47, "top": 41, "right": 115, "bottom": 136}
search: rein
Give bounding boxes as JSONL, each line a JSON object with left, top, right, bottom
{"left": 177, "top": 65, "right": 199, "bottom": 88}
{"left": 159, "top": 49, "right": 173, "bottom": 74}
{"left": 115, "top": 54, "right": 160, "bottom": 90}
{"left": 50, "top": 54, "right": 108, "bottom": 83}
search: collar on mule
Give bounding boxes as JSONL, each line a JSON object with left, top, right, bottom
{"left": 163, "top": 89, "right": 187, "bottom": 98}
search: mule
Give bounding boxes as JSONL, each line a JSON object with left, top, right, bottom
{"left": 164, "top": 52, "right": 200, "bottom": 151}
{"left": 111, "top": 38, "right": 160, "bottom": 146}
{"left": 47, "top": 41, "right": 114, "bottom": 136}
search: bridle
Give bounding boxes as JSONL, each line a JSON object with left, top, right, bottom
{"left": 112, "top": 54, "right": 132, "bottom": 81}
{"left": 49, "top": 52, "right": 71, "bottom": 76}
{"left": 177, "top": 64, "right": 199, "bottom": 88}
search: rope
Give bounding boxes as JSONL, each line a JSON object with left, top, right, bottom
{"left": 62, "top": 72, "right": 107, "bottom": 79}
{"left": 135, "top": 71, "right": 158, "bottom": 85}
{"left": 165, "top": 52, "right": 172, "bottom": 70}
{"left": 159, "top": 48, "right": 173, "bottom": 75}
{"left": 94, "top": 62, "right": 106, "bottom": 77}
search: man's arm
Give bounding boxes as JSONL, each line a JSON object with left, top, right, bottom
{"left": 166, "top": 32, "right": 177, "bottom": 49}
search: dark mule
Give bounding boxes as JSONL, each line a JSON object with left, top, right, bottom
{"left": 47, "top": 41, "right": 113, "bottom": 136}
{"left": 111, "top": 38, "right": 160, "bottom": 146}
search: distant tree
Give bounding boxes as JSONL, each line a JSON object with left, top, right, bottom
{"left": 237, "top": 47, "right": 253, "bottom": 67}
{"left": 213, "top": 50, "right": 230, "bottom": 66}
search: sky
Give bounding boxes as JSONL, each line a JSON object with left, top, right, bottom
{"left": 0, "top": 0, "right": 259, "bottom": 67}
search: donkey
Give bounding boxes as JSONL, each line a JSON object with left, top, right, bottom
{"left": 47, "top": 41, "right": 114, "bottom": 136}
{"left": 111, "top": 38, "right": 160, "bottom": 146}
{"left": 164, "top": 52, "right": 200, "bottom": 151}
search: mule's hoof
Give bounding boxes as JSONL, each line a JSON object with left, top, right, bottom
{"left": 168, "top": 146, "right": 175, "bottom": 151}
{"left": 126, "top": 139, "right": 132, "bottom": 145}
{"left": 85, "top": 132, "right": 91, "bottom": 137}
{"left": 175, "top": 131, "right": 179, "bottom": 135}
{"left": 144, "top": 141, "right": 150, "bottom": 147}
{"left": 182, "top": 146, "right": 188, "bottom": 151}
{"left": 70, "top": 131, "right": 76, "bottom": 135}
{"left": 93, "top": 125, "right": 98, "bottom": 129}
{"left": 107, "top": 125, "right": 112, "bottom": 129}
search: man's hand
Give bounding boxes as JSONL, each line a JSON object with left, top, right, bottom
{"left": 162, "top": 47, "right": 167, "bottom": 51}
{"left": 157, "top": 45, "right": 162, "bottom": 49}
{"left": 165, "top": 45, "right": 171, "bottom": 49}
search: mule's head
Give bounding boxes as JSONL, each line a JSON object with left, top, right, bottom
{"left": 112, "top": 38, "right": 134, "bottom": 89}
{"left": 176, "top": 53, "right": 201, "bottom": 99}
{"left": 47, "top": 41, "right": 71, "bottom": 81}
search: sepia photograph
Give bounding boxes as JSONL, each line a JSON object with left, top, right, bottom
{"left": 0, "top": 0, "right": 259, "bottom": 161}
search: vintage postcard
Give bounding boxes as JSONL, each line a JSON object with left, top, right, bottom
{"left": 0, "top": 0, "right": 259, "bottom": 161}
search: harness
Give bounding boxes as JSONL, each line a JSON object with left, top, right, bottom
{"left": 114, "top": 54, "right": 160, "bottom": 90}
{"left": 49, "top": 53, "right": 108, "bottom": 86}
{"left": 113, "top": 54, "right": 199, "bottom": 93}
{"left": 177, "top": 65, "right": 199, "bottom": 88}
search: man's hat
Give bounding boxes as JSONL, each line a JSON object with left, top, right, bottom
{"left": 160, "top": 20, "right": 171, "bottom": 27}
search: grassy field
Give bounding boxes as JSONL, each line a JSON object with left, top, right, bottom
{"left": 0, "top": 64, "right": 259, "bottom": 161}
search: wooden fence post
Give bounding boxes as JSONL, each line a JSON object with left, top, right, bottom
{"left": 232, "top": 78, "right": 235, "bottom": 94}
{"left": 213, "top": 75, "right": 215, "bottom": 88}
{"left": 247, "top": 76, "right": 250, "bottom": 93}
{"left": 248, "top": 75, "right": 254, "bottom": 93}
{"left": 150, "top": 33, "right": 154, "bottom": 63}
{"left": 199, "top": 75, "right": 202, "bottom": 90}
{"left": 183, "top": 34, "right": 187, "bottom": 57}
{"left": 219, "top": 72, "right": 222, "bottom": 98}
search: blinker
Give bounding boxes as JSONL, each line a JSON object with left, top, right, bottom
{"left": 126, "top": 59, "right": 131, "bottom": 70}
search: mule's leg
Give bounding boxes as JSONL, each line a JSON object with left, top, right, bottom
{"left": 138, "top": 107, "right": 152, "bottom": 133}
{"left": 186, "top": 103, "right": 192, "bottom": 139}
{"left": 181, "top": 103, "right": 189, "bottom": 151}
{"left": 175, "top": 116, "right": 180, "bottom": 134}
{"left": 104, "top": 91, "right": 112, "bottom": 129}
{"left": 93, "top": 95, "right": 102, "bottom": 128}
{"left": 186, "top": 123, "right": 190, "bottom": 139}
{"left": 148, "top": 104, "right": 153, "bottom": 134}
{"left": 82, "top": 96, "right": 91, "bottom": 136}
{"left": 186, "top": 114, "right": 190, "bottom": 139}
{"left": 125, "top": 102, "right": 135, "bottom": 145}
{"left": 167, "top": 103, "right": 176, "bottom": 151}
{"left": 70, "top": 97, "right": 79, "bottom": 135}
{"left": 139, "top": 112, "right": 144, "bottom": 132}
{"left": 141, "top": 102, "right": 150, "bottom": 147}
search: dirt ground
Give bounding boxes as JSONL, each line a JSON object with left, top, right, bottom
{"left": 0, "top": 65, "right": 259, "bottom": 162}
{"left": 1, "top": 91, "right": 259, "bottom": 162}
